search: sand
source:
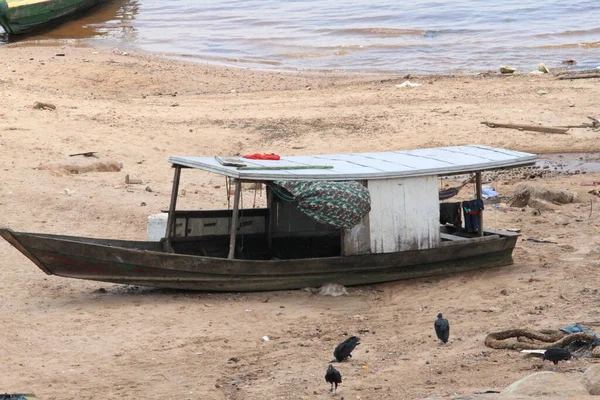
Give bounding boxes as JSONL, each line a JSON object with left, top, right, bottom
{"left": 1, "top": 42, "right": 600, "bottom": 400}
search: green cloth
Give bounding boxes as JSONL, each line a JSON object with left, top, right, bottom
{"left": 271, "top": 181, "right": 371, "bottom": 229}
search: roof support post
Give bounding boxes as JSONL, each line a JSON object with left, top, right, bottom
{"left": 228, "top": 180, "right": 242, "bottom": 259}
{"left": 476, "top": 171, "right": 484, "bottom": 237}
{"left": 266, "top": 186, "right": 273, "bottom": 251}
{"left": 163, "top": 165, "right": 182, "bottom": 253}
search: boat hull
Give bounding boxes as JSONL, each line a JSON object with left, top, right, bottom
{"left": 0, "top": 228, "right": 519, "bottom": 291}
{"left": 0, "top": 0, "right": 102, "bottom": 35}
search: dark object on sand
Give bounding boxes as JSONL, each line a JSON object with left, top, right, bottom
{"left": 0, "top": 395, "right": 35, "bottom": 400}
{"left": 69, "top": 152, "right": 99, "bottom": 158}
{"left": 543, "top": 346, "right": 572, "bottom": 365}
{"left": 435, "top": 313, "right": 450, "bottom": 344}
{"left": 325, "top": 365, "right": 342, "bottom": 394}
{"left": 333, "top": 336, "right": 361, "bottom": 362}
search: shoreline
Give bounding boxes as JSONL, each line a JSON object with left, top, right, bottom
{"left": 3, "top": 37, "right": 595, "bottom": 78}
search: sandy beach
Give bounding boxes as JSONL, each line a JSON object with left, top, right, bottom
{"left": 1, "top": 42, "right": 600, "bottom": 399}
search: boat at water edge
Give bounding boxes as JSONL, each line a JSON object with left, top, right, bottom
{"left": 0, "top": 0, "right": 102, "bottom": 35}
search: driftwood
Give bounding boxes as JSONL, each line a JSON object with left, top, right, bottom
{"left": 69, "top": 151, "right": 98, "bottom": 158}
{"left": 481, "top": 121, "right": 569, "bottom": 134}
{"left": 558, "top": 73, "right": 600, "bottom": 80}
{"left": 560, "top": 117, "right": 600, "bottom": 129}
{"left": 556, "top": 68, "right": 600, "bottom": 76}
{"left": 238, "top": 165, "right": 333, "bottom": 171}
{"left": 484, "top": 328, "right": 596, "bottom": 351}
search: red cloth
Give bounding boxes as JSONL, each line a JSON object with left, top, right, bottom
{"left": 243, "top": 153, "right": 281, "bottom": 160}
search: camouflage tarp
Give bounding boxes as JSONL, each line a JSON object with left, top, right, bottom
{"left": 271, "top": 181, "right": 371, "bottom": 229}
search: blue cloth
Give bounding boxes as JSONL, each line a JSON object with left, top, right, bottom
{"left": 464, "top": 213, "right": 479, "bottom": 233}
{"left": 482, "top": 186, "right": 499, "bottom": 199}
{"left": 560, "top": 323, "right": 597, "bottom": 336}
{"left": 462, "top": 199, "right": 484, "bottom": 233}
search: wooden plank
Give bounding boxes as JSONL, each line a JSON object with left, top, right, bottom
{"left": 161, "top": 209, "right": 269, "bottom": 219}
{"left": 440, "top": 232, "right": 469, "bottom": 241}
{"left": 185, "top": 215, "right": 265, "bottom": 236}
{"left": 237, "top": 165, "right": 333, "bottom": 171}
{"left": 215, "top": 156, "right": 246, "bottom": 167}
{"left": 163, "top": 165, "right": 182, "bottom": 253}
{"left": 228, "top": 180, "right": 242, "bottom": 259}
{"left": 476, "top": 171, "right": 483, "bottom": 237}
{"left": 557, "top": 74, "right": 600, "bottom": 80}
{"left": 483, "top": 227, "right": 520, "bottom": 237}
{"left": 266, "top": 187, "right": 273, "bottom": 250}
{"left": 440, "top": 234, "right": 500, "bottom": 247}
{"left": 481, "top": 121, "right": 569, "bottom": 134}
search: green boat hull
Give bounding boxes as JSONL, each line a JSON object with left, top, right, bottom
{"left": 0, "top": 0, "right": 102, "bottom": 35}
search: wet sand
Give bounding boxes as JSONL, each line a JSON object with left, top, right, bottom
{"left": 1, "top": 42, "right": 600, "bottom": 399}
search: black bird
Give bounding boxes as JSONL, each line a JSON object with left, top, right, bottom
{"left": 333, "top": 336, "right": 361, "bottom": 362}
{"left": 434, "top": 313, "right": 450, "bottom": 344}
{"left": 325, "top": 364, "right": 342, "bottom": 394}
{"left": 522, "top": 346, "right": 573, "bottom": 371}
{"left": 543, "top": 346, "right": 572, "bottom": 369}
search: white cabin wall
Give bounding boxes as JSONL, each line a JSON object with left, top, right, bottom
{"left": 368, "top": 176, "right": 440, "bottom": 253}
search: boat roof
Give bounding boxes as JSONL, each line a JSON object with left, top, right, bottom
{"left": 169, "top": 145, "right": 537, "bottom": 181}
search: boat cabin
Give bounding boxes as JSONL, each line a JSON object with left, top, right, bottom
{"left": 157, "top": 145, "right": 537, "bottom": 260}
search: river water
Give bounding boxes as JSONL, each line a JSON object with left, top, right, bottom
{"left": 1, "top": 0, "right": 599, "bottom": 74}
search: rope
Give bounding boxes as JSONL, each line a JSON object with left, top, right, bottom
{"left": 484, "top": 328, "right": 597, "bottom": 353}
{"left": 439, "top": 175, "right": 476, "bottom": 201}
{"left": 268, "top": 183, "right": 296, "bottom": 202}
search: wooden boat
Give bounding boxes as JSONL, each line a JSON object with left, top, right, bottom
{"left": 0, "top": 145, "right": 537, "bottom": 292}
{"left": 0, "top": 0, "right": 102, "bottom": 35}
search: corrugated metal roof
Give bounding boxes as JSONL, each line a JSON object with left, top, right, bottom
{"left": 169, "top": 145, "right": 537, "bottom": 181}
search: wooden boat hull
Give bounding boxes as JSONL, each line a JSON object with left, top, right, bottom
{"left": 0, "top": 0, "right": 102, "bottom": 35}
{"left": 0, "top": 228, "right": 519, "bottom": 291}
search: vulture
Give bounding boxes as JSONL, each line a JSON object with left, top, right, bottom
{"left": 521, "top": 346, "right": 572, "bottom": 370}
{"left": 333, "top": 336, "right": 361, "bottom": 362}
{"left": 325, "top": 364, "right": 342, "bottom": 394}
{"left": 434, "top": 313, "right": 450, "bottom": 344}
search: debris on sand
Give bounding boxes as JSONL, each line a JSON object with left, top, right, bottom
{"left": 509, "top": 183, "right": 578, "bottom": 209}
{"left": 396, "top": 80, "right": 421, "bottom": 88}
{"left": 37, "top": 159, "right": 123, "bottom": 176}
{"left": 32, "top": 101, "right": 56, "bottom": 110}
{"left": 499, "top": 66, "right": 516, "bottom": 74}
{"left": 304, "top": 283, "right": 349, "bottom": 296}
